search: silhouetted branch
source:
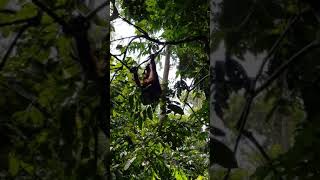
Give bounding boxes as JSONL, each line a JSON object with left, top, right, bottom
{"left": 120, "top": 16, "right": 208, "bottom": 46}
{"left": 110, "top": 53, "right": 130, "bottom": 70}
{"left": 242, "top": 130, "right": 270, "bottom": 161}
{"left": 255, "top": 14, "right": 300, "bottom": 84}
{"left": 32, "top": 0, "right": 67, "bottom": 27}
{"left": 0, "top": 24, "right": 29, "bottom": 71}
{"left": 243, "top": 129, "right": 283, "bottom": 179}
{"left": 0, "top": 17, "right": 33, "bottom": 27}
{"left": 86, "top": 1, "right": 108, "bottom": 20}
{"left": 111, "top": 35, "right": 137, "bottom": 42}
{"left": 189, "top": 74, "right": 209, "bottom": 91}
{"left": 254, "top": 40, "right": 320, "bottom": 96}
{"left": 110, "top": 66, "right": 123, "bottom": 82}
{"left": 110, "top": 0, "right": 119, "bottom": 21}
{"left": 0, "top": 9, "right": 16, "bottom": 14}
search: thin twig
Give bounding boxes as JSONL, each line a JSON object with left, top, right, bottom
{"left": 242, "top": 130, "right": 270, "bottom": 161}
{"left": 122, "top": 36, "right": 142, "bottom": 62}
{"left": 111, "top": 35, "right": 138, "bottom": 42}
{"left": 110, "top": 66, "right": 123, "bottom": 82}
{"left": 110, "top": 53, "right": 130, "bottom": 70}
{"left": 86, "top": 1, "right": 108, "bottom": 20}
{"left": 32, "top": 0, "right": 67, "bottom": 27}
{"left": 0, "top": 24, "right": 29, "bottom": 71}
{"left": 0, "top": 9, "right": 16, "bottom": 14}
{"left": 254, "top": 40, "right": 320, "bottom": 96}
{"left": 0, "top": 17, "right": 33, "bottom": 27}
{"left": 138, "top": 45, "right": 166, "bottom": 67}
{"left": 189, "top": 74, "right": 209, "bottom": 91}
{"left": 242, "top": 129, "right": 283, "bottom": 179}
{"left": 120, "top": 16, "right": 207, "bottom": 46}
{"left": 254, "top": 14, "right": 300, "bottom": 84}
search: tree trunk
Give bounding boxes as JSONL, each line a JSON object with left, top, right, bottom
{"left": 158, "top": 45, "right": 171, "bottom": 133}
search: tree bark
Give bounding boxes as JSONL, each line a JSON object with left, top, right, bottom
{"left": 158, "top": 45, "right": 171, "bottom": 133}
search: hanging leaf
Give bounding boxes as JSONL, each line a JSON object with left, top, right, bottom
{"left": 210, "top": 138, "right": 238, "bottom": 168}
{"left": 168, "top": 104, "right": 184, "bottom": 115}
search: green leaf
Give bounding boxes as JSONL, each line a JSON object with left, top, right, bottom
{"left": 29, "top": 107, "right": 44, "bottom": 125}
{"left": 123, "top": 156, "right": 136, "bottom": 171}
{"left": 196, "top": 176, "right": 204, "bottom": 180}
{"left": 9, "top": 153, "right": 19, "bottom": 176}
{"left": 15, "top": 3, "right": 37, "bottom": 19}
{"left": 20, "top": 161, "right": 34, "bottom": 174}
{"left": 174, "top": 169, "right": 188, "bottom": 180}
{"left": 0, "top": 0, "right": 9, "bottom": 8}
{"left": 167, "top": 104, "right": 184, "bottom": 115}
{"left": 12, "top": 111, "right": 28, "bottom": 123}
{"left": 210, "top": 138, "right": 238, "bottom": 168}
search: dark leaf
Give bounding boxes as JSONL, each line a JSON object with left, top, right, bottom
{"left": 210, "top": 126, "right": 226, "bottom": 136}
{"left": 225, "top": 57, "right": 249, "bottom": 90}
{"left": 210, "top": 138, "right": 238, "bottom": 168}
{"left": 147, "top": 106, "right": 153, "bottom": 120}
{"left": 167, "top": 104, "right": 184, "bottom": 115}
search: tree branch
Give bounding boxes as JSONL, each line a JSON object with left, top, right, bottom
{"left": 254, "top": 40, "right": 320, "bottom": 96}
{"left": 0, "top": 24, "right": 29, "bottom": 71}
{"left": 242, "top": 129, "right": 283, "bottom": 179}
{"left": 111, "top": 35, "right": 138, "bottom": 42}
{"left": 254, "top": 14, "right": 300, "bottom": 84}
{"left": 110, "top": 53, "right": 130, "bottom": 70}
{"left": 242, "top": 129, "right": 270, "bottom": 161}
{"left": 122, "top": 36, "right": 143, "bottom": 62}
{"left": 0, "top": 80, "right": 50, "bottom": 117}
{"left": 110, "top": 0, "right": 119, "bottom": 21}
{"left": 0, "top": 9, "right": 16, "bottom": 14}
{"left": 31, "top": 0, "right": 67, "bottom": 27}
{"left": 110, "top": 66, "right": 123, "bottom": 83}
{"left": 120, "top": 16, "right": 208, "bottom": 46}
{"left": 86, "top": 1, "right": 108, "bottom": 20}
{"left": 0, "top": 17, "right": 33, "bottom": 27}
{"left": 189, "top": 74, "right": 209, "bottom": 91}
